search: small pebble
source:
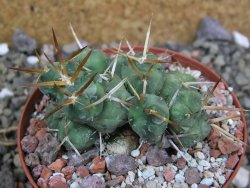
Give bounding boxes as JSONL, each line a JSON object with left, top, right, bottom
{"left": 0, "top": 43, "right": 9, "bottom": 55}
{"left": 27, "top": 56, "right": 39, "bottom": 65}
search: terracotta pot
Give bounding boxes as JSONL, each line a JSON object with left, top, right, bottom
{"left": 18, "top": 47, "right": 247, "bottom": 188}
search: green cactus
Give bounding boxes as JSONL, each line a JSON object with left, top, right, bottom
{"left": 15, "top": 30, "right": 214, "bottom": 152}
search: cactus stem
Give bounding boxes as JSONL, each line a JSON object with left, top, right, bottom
{"left": 144, "top": 108, "right": 182, "bottom": 130}
{"left": 69, "top": 23, "right": 84, "bottom": 49}
{"left": 168, "top": 89, "right": 180, "bottom": 108}
{"left": 125, "top": 38, "right": 135, "bottom": 56}
{"left": 209, "top": 115, "right": 241, "bottom": 123}
{"left": 203, "top": 105, "right": 250, "bottom": 112}
{"left": 168, "top": 139, "right": 191, "bottom": 164}
{"left": 166, "top": 133, "right": 197, "bottom": 139}
{"left": 56, "top": 87, "right": 72, "bottom": 97}
{"left": 8, "top": 67, "right": 45, "bottom": 74}
{"left": 43, "top": 51, "right": 62, "bottom": 74}
{"left": 75, "top": 73, "right": 97, "bottom": 97}
{"left": 210, "top": 124, "right": 245, "bottom": 145}
{"left": 85, "top": 77, "right": 128, "bottom": 109}
{"left": 70, "top": 50, "right": 93, "bottom": 83}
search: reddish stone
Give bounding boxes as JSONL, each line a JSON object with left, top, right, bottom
{"left": 226, "top": 154, "right": 239, "bottom": 169}
{"left": 62, "top": 166, "right": 75, "bottom": 177}
{"left": 177, "top": 157, "right": 186, "bottom": 170}
{"left": 163, "top": 168, "right": 176, "bottom": 182}
{"left": 198, "top": 185, "right": 209, "bottom": 188}
{"left": 226, "top": 111, "right": 240, "bottom": 120}
{"left": 40, "top": 167, "right": 52, "bottom": 180}
{"left": 210, "top": 149, "right": 221, "bottom": 158}
{"left": 89, "top": 156, "right": 106, "bottom": 173}
{"left": 37, "top": 177, "right": 49, "bottom": 188}
{"left": 27, "top": 119, "right": 38, "bottom": 135}
{"left": 237, "top": 121, "right": 244, "bottom": 132}
{"left": 208, "top": 128, "right": 221, "bottom": 141}
{"left": 218, "top": 138, "right": 241, "bottom": 154}
{"left": 106, "top": 175, "right": 125, "bottom": 187}
{"left": 208, "top": 138, "right": 220, "bottom": 149}
{"left": 35, "top": 129, "right": 47, "bottom": 140}
{"left": 48, "top": 158, "right": 67, "bottom": 172}
{"left": 48, "top": 175, "right": 67, "bottom": 188}
{"left": 105, "top": 170, "right": 111, "bottom": 180}
{"left": 235, "top": 130, "right": 243, "bottom": 140}
{"left": 77, "top": 165, "right": 89, "bottom": 177}
{"left": 225, "top": 170, "right": 233, "bottom": 180}
{"left": 237, "top": 146, "right": 244, "bottom": 155}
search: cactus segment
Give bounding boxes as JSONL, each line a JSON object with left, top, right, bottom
{"left": 128, "top": 94, "right": 169, "bottom": 143}
{"left": 72, "top": 47, "right": 110, "bottom": 73}
{"left": 160, "top": 71, "right": 196, "bottom": 102}
{"left": 58, "top": 120, "right": 98, "bottom": 151}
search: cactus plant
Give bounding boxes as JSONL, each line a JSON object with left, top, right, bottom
{"left": 12, "top": 27, "right": 215, "bottom": 152}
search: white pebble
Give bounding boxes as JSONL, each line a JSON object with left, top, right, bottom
{"left": 131, "top": 149, "right": 140, "bottom": 157}
{"left": 142, "top": 166, "right": 155, "bottom": 179}
{"left": 233, "top": 31, "right": 250, "bottom": 48}
{"left": 27, "top": 55, "right": 39, "bottom": 65}
{"left": 149, "top": 175, "right": 156, "bottom": 180}
{"left": 52, "top": 172, "right": 64, "bottom": 177}
{"left": 62, "top": 155, "right": 68, "bottom": 160}
{"left": 195, "top": 151, "right": 205, "bottom": 160}
{"left": 210, "top": 157, "right": 215, "bottom": 163}
{"left": 175, "top": 173, "right": 185, "bottom": 183}
{"left": 72, "top": 172, "right": 77, "bottom": 180}
{"left": 199, "top": 160, "right": 211, "bottom": 168}
{"left": 137, "top": 169, "right": 142, "bottom": 177}
{"left": 0, "top": 88, "right": 14, "bottom": 98}
{"left": 0, "top": 43, "right": 9, "bottom": 56}
{"left": 189, "top": 159, "right": 198, "bottom": 168}
{"left": 197, "top": 165, "right": 204, "bottom": 172}
{"left": 195, "top": 142, "right": 203, "bottom": 149}
{"left": 128, "top": 171, "right": 135, "bottom": 183}
{"left": 120, "top": 181, "right": 126, "bottom": 188}
{"left": 200, "top": 178, "right": 214, "bottom": 186}
{"left": 191, "top": 183, "right": 198, "bottom": 188}
{"left": 70, "top": 182, "right": 80, "bottom": 188}
{"left": 190, "top": 70, "right": 201, "bottom": 79}
{"left": 218, "top": 175, "right": 226, "bottom": 185}
{"left": 204, "top": 171, "right": 214, "bottom": 178}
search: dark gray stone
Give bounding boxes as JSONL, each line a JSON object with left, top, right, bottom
{"left": 21, "top": 135, "right": 38, "bottom": 153}
{"left": 35, "top": 133, "right": 59, "bottom": 165}
{"left": 146, "top": 145, "right": 172, "bottom": 167}
{"left": 13, "top": 29, "right": 37, "bottom": 54}
{"left": 24, "top": 153, "right": 40, "bottom": 167}
{"left": 196, "top": 16, "right": 232, "bottom": 41}
{"left": 184, "top": 167, "right": 201, "bottom": 185}
{"left": 67, "top": 147, "right": 99, "bottom": 166}
{"left": 106, "top": 154, "right": 137, "bottom": 176}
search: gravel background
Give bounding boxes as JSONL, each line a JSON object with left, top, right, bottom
{"left": 0, "top": 16, "right": 249, "bottom": 188}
